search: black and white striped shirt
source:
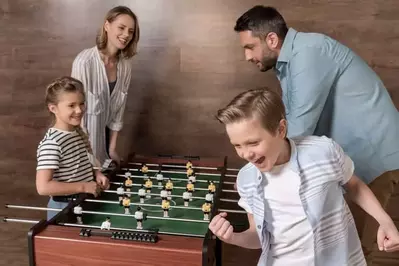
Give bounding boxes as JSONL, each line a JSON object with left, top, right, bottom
{"left": 36, "top": 128, "right": 94, "bottom": 183}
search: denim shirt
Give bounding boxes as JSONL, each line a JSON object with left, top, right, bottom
{"left": 275, "top": 28, "right": 399, "bottom": 184}
{"left": 236, "top": 136, "right": 366, "bottom": 266}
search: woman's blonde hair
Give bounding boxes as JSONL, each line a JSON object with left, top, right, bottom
{"left": 96, "top": 6, "right": 140, "bottom": 59}
{"left": 216, "top": 88, "right": 286, "bottom": 135}
{"left": 45, "top": 76, "right": 93, "bottom": 154}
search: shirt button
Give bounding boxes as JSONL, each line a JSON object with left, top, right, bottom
{"left": 258, "top": 176, "right": 261, "bottom": 180}
{"left": 257, "top": 225, "right": 261, "bottom": 229}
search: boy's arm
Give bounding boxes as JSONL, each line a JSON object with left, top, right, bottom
{"left": 344, "top": 175, "right": 399, "bottom": 251}
{"left": 209, "top": 212, "right": 261, "bottom": 249}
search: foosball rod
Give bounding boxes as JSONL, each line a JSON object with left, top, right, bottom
{"left": 117, "top": 173, "right": 221, "bottom": 184}
{"left": 128, "top": 162, "right": 240, "bottom": 173}
{"left": 103, "top": 189, "right": 239, "bottom": 203}
{"left": 123, "top": 168, "right": 222, "bottom": 177}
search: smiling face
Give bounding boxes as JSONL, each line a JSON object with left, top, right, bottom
{"left": 226, "top": 116, "right": 288, "bottom": 172}
{"left": 239, "top": 30, "right": 280, "bottom": 72}
{"left": 104, "top": 14, "right": 135, "bottom": 50}
{"left": 49, "top": 91, "right": 85, "bottom": 131}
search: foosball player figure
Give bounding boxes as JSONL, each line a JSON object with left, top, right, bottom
{"left": 183, "top": 188, "right": 190, "bottom": 207}
{"left": 156, "top": 170, "right": 164, "bottom": 186}
{"left": 208, "top": 180, "right": 216, "bottom": 194}
{"left": 101, "top": 217, "right": 111, "bottom": 230}
{"left": 165, "top": 178, "right": 174, "bottom": 200}
{"left": 187, "top": 166, "right": 194, "bottom": 177}
{"left": 73, "top": 204, "right": 83, "bottom": 224}
{"left": 116, "top": 185, "right": 125, "bottom": 201}
{"left": 122, "top": 194, "right": 131, "bottom": 215}
{"left": 134, "top": 207, "right": 144, "bottom": 230}
{"left": 141, "top": 163, "right": 149, "bottom": 176}
{"left": 162, "top": 199, "right": 171, "bottom": 218}
{"left": 160, "top": 186, "right": 168, "bottom": 201}
{"left": 186, "top": 160, "right": 192, "bottom": 169}
{"left": 144, "top": 177, "right": 153, "bottom": 199}
{"left": 125, "top": 171, "right": 132, "bottom": 179}
{"left": 202, "top": 202, "right": 212, "bottom": 221}
{"left": 205, "top": 191, "right": 213, "bottom": 204}
{"left": 124, "top": 176, "right": 133, "bottom": 194}
{"left": 187, "top": 180, "right": 194, "bottom": 201}
{"left": 188, "top": 174, "right": 196, "bottom": 191}
{"left": 138, "top": 185, "right": 146, "bottom": 203}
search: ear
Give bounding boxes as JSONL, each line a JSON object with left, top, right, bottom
{"left": 266, "top": 32, "right": 280, "bottom": 50}
{"left": 48, "top": 104, "right": 57, "bottom": 114}
{"left": 278, "top": 119, "right": 287, "bottom": 138}
{"left": 104, "top": 20, "right": 111, "bottom": 32}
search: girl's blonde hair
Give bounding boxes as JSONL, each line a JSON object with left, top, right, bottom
{"left": 45, "top": 76, "right": 93, "bottom": 154}
{"left": 216, "top": 88, "right": 286, "bottom": 135}
{"left": 96, "top": 6, "right": 140, "bottom": 59}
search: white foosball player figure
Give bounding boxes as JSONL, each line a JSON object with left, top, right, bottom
{"left": 138, "top": 185, "right": 146, "bottom": 203}
{"left": 183, "top": 189, "right": 190, "bottom": 207}
{"left": 202, "top": 202, "right": 211, "bottom": 221}
{"left": 160, "top": 186, "right": 168, "bottom": 201}
{"left": 135, "top": 207, "right": 144, "bottom": 230}
{"left": 125, "top": 171, "right": 132, "bottom": 179}
{"left": 205, "top": 191, "right": 214, "bottom": 204}
{"left": 156, "top": 171, "right": 164, "bottom": 186}
{"left": 101, "top": 217, "right": 111, "bottom": 230}
{"left": 188, "top": 174, "right": 196, "bottom": 191}
{"left": 117, "top": 185, "right": 125, "bottom": 201}
{"left": 74, "top": 204, "right": 83, "bottom": 224}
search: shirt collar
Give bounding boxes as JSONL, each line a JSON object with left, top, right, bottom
{"left": 275, "top": 28, "right": 298, "bottom": 71}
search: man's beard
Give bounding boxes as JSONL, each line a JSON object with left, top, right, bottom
{"left": 259, "top": 55, "right": 277, "bottom": 72}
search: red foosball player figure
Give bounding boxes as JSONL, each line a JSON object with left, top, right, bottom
{"left": 187, "top": 166, "right": 194, "bottom": 177}
{"left": 187, "top": 180, "right": 194, "bottom": 201}
{"left": 162, "top": 199, "right": 170, "bottom": 218}
{"left": 73, "top": 204, "right": 83, "bottom": 224}
{"left": 124, "top": 177, "right": 133, "bottom": 195}
{"left": 208, "top": 181, "right": 216, "bottom": 194}
{"left": 186, "top": 160, "right": 192, "bottom": 169}
{"left": 202, "top": 202, "right": 212, "bottom": 221}
{"left": 138, "top": 185, "right": 146, "bottom": 203}
{"left": 144, "top": 177, "right": 153, "bottom": 199}
{"left": 122, "top": 195, "right": 131, "bottom": 215}
{"left": 141, "top": 163, "right": 149, "bottom": 176}
{"left": 134, "top": 207, "right": 144, "bottom": 230}
{"left": 183, "top": 188, "right": 190, "bottom": 207}
{"left": 101, "top": 217, "right": 111, "bottom": 230}
{"left": 165, "top": 178, "right": 173, "bottom": 200}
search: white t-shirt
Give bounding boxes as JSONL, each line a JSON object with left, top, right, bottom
{"left": 183, "top": 191, "right": 190, "bottom": 200}
{"left": 117, "top": 187, "right": 124, "bottom": 195}
{"left": 263, "top": 162, "right": 314, "bottom": 266}
{"left": 138, "top": 188, "right": 146, "bottom": 197}
{"left": 74, "top": 206, "right": 82, "bottom": 215}
{"left": 160, "top": 190, "right": 168, "bottom": 198}
{"left": 156, "top": 174, "right": 163, "bottom": 181}
{"left": 101, "top": 221, "right": 111, "bottom": 230}
{"left": 205, "top": 193, "right": 213, "bottom": 202}
{"left": 188, "top": 175, "right": 196, "bottom": 182}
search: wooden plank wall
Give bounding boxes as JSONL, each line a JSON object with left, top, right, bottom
{"left": 0, "top": 0, "right": 398, "bottom": 265}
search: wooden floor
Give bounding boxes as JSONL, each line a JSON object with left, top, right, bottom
{"left": 1, "top": 183, "right": 398, "bottom": 265}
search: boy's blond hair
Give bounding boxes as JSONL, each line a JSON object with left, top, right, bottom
{"left": 216, "top": 88, "right": 286, "bottom": 135}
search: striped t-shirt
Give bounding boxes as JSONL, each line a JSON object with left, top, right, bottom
{"left": 36, "top": 128, "right": 94, "bottom": 183}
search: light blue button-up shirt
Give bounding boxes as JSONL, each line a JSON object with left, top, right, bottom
{"left": 275, "top": 28, "right": 399, "bottom": 184}
{"left": 237, "top": 136, "right": 366, "bottom": 266}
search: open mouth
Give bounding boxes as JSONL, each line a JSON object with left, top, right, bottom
{"left": 254, "top": 156, "right": 265, "bottom": 165}
{"left": 118, "top": 38, "right": 127, "bottom": 45}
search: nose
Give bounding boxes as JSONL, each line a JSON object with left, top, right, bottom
{"left": 244, "top": 49, "right": 253, "bottom": 62}
{"left": 75, "top": 106, "right": 83, "bottom": 114}
{"left": 240, "top": 148, "right": 255, "bottom": 161}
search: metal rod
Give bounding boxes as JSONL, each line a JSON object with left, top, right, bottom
{"left": 122, "top": 168, "right": 221, "bottom": 177}
{"left": 103, "top": 189, "right": 206, "bottom": 200}
{"left": 226, "top": 168, "right": 240, "bottom": 172}
{"left": 225, "top": 174, "right": 237, "bottom": 178}
{"left": 218, "top": 209, "right": 246, "bottom": 214}
{"left": 109, "top": 182, "right": 211, "bottom": 192}
{"left": 221, "top": 189, "right": 237, "bottom": 193}
{"left": 129, "top": 162, "right": 218, "bottom": 171}
{"left": 6, "top": 205, "right": 62, "bottom": 212}
{"left": 116, "top": 173, "right": 220, "bottom": 184}
{"left": 3, "top": 217, "right": 39, "bottom": 224}
{"left": 223, "top": 181, "right": 235, "bottom": 185}
{"left": 219, "top": 198, "right": 238, "bottom": 203}
{"left": 84, "top": 199, "right": 202, "bottom": 211}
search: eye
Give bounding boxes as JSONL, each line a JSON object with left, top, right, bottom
{"left": 119, "top": 26, "right": 124, "bottom": 30}
{"left": 248, "top": 142, "right": 259, "bottom": 146}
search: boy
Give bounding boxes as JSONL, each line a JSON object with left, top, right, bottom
{"left": 209, "top": 88, "right": 399, "bottom": 266}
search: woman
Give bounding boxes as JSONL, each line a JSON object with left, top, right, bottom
{"left": 71, "top": 6, "right": 139, "bottom": 166}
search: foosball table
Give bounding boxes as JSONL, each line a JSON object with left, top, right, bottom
{"left": 4, "top": 154, "right": 246, "bottom": 266}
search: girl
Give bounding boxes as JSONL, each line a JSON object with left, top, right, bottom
{"left": 36, "top": 76, "right": 110, "bottom": 220}
{"left": 71, "top": 6, "right": 140, "bottom": 167}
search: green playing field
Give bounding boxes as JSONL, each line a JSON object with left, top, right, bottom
{"left": 82, "top": 168, "right": 221, "bottom": 237}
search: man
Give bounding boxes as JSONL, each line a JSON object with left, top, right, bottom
{"left": 234, "top": 5, "right": 399, "bottom": 261}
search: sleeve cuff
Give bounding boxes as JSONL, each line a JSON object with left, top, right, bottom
{"left": 108, "top": 122, "right": 123, "bottom": 131}
{"left": 238, "top": 198, "right": 253, "bottom": 214}
{"left": 341, "top": 154, "right": 355, "bottom": 184}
